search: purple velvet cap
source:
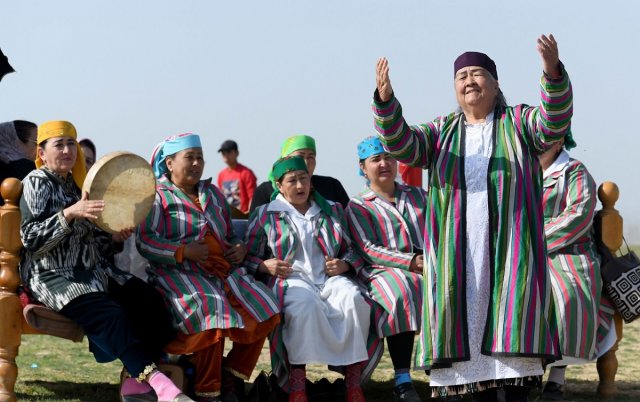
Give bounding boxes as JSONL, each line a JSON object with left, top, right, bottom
{"left": 454, "top": 52, "right": 498, "bottom": 80}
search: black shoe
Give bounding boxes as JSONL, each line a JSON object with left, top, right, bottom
{"left": 393, "top": 382, "right": 423, "bottom": 402}
{"left": 542, "top": 381, "right": 564, "bottom": 401}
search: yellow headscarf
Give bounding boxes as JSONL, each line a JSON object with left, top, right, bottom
{"left": 36, "top": 120, "right": 87, "bottom": 188}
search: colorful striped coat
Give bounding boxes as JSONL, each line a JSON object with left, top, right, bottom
{"left": 137, "top": 176, "right": 279, "bottom": 335}
{"left": 543, "top": 153, "right": 614, "bottom": 359}
{"left": 244, "top": 200, "right": 382, "bottom": 389}
{"left": 346, "top": 184, "right": 426, "bottom": 337}
{"left": 372, "top": 70, "right": 572, "bottom": 368}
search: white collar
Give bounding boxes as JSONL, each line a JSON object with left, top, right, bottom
{"left": 543, "top": 149, "right": 570, "bottom": 179}
{"left": 267, "top": 194, "right": 321, "bottom": 218}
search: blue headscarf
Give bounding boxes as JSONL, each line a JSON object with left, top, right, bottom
{"left": 150, "top": 133, "right": 202, "bottom": 178}
{"left": 357, "top": 136, "right": 386, "bottom": 177}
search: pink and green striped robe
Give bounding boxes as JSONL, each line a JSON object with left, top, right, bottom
{"left": 543, "top": 154, "right": 615, "bottom": 359}
{"left": 346, "top": 184, "right": 426, "bottom": 337}
{"left": 137, "top": 176, "right": 279, "bottom": 335}
{"left": 244, "top": 200, "right": 383, "bottom": 390}
{"left": 372, "top": 69, "right": 573, "bottom": 368}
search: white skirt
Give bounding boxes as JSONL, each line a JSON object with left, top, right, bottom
{"left": 282, "top": 275, "right": 370, "bottom": 366}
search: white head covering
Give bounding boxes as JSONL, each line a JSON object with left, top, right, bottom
{"left": 0, "top": 121, "right": 27, "bottom": 163}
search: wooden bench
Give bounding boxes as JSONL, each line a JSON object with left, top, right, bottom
{"left": 0, "top": 177, "right": 629, "bottom": 401}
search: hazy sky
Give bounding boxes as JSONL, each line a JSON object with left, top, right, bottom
{"left": 2, "top": 1, "right": 638, "bottom": 242}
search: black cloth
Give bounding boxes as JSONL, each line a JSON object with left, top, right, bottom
{"left": 0, "top": 158, "right": 36, "bottom": 205}
{"left": 249, "top": 175, "right": 350, "bottom": 213}
{"left": 59, "top": 277, "right": 175, "bottom": 377}
{"left": 386, "top": 331, "right": 415, "bottom": 370}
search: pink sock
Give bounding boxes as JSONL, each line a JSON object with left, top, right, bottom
{"left": 147, "top": 370, "right": 182, "bottom": 401}
{"left": 121, "top": 377, "right": 153, "bottom": 396}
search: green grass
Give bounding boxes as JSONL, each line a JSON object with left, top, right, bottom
{"left": 13, "top": 320, "right": 640, "bottom": 401}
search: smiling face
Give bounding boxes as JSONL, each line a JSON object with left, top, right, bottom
{"left": 165, "top": 147, "right": 205, "bottom": 190}
{"left": 276, "top": 170, "right": 311, "bottom": 208}
{"left": 454, "top": 66, "right": 499, "bottom": 114}
{"left": 38, "top": 136, "right": 78, "bottom": 176}
{"left": 361, "top": 152, "right": 397, "bottom": 188}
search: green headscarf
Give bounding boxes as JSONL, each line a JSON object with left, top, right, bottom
{"left": 280, "top": 135, "right": 316, "bottom": 157}
{"left": 270, "top": 156, "right": 332, "bottom": 217}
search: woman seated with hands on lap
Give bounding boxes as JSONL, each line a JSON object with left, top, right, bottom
{"left": 137, "top": 133, "right": 280, "bottom": 402}
{"left": 19, "top": 121, "right": 188, "bottom": 402}
{"left": 245, "top": 155, "right": 382, "bottom": 402}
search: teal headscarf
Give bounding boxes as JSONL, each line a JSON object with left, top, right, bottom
{"left": 357, "top": 136, "right": 387, "bottom": 177}
{"left": 150, "top": 133, "right": 202, "bottom": 178}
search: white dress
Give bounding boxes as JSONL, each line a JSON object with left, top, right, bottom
{"left": 268, "top": 195, "right": 371, "bottom": 366}
{"left": 429, "top": 114, "right": 544, "bottom": 387}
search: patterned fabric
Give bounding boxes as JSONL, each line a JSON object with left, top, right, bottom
{"left": 244, "top": 201, "right": 382, "bottom": 390}
{"left": 19, "top": 168, "right": 131, "bottom": 312}
{"left": 372, "top": 68, "right": 573, "bottom": 368}
{"left": 149, "top": 133, "right": 202, "bottom": 179}
{"left": 346, "top": 184, "right": 426, "bottom": 336}
{"left": 137, "top": 175, "right": 279, "bottom": 334}
{"left": 543, "top": 153, "right": 615, "bottom": 358}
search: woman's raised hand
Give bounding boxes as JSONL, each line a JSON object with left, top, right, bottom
{"left": 63, "top": 191, "right": 104, "bottom": 221}
{"left": 184, "top": 239, "right": 209, "bottom": 264}
{"left": 376, "top": 57, "right": 394, "bottom": 102}
{"left": 325, "top": 256, "right": 349, "bottom": 276}
{"left": 260, "top": 258, "right": 293, "bottom": 278}
{"left": 537, "top": 34, "right": 561, "bottom": 79}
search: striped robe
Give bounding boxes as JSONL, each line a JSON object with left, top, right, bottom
{"left": 372, "top": 69, "right": 572, "bottom": 368}
{"left": 244, "top": 200, "right": 383, "bottom": 390}
{"left": 346, "top": 184, "right": 425, "bottom": 337}
{"left": 543, "top": 152, "right": 615, "bottom": 360}
{"left": 20, "top": 168, "right": 131, "bottom": 312}
{"left": 137, "top": 175, "right": 279, "bottom": 335}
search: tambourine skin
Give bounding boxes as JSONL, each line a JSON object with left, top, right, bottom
{"left": 82, "top": 151, "right": 156, "bottom": 234}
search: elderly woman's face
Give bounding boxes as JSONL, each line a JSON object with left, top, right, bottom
{"left": 454, "top": 66, "right": 499, "bottom": 112}
{"left": 361, "top": 153, "right": 397, "bottom": 187}
{"left": 38, "top": 136, "right": 77, "bottom": 176}
{"left": 277, "top": 170, "right": 310, "bottom": 207}
{"left": 166, "top": 147, "right": 204, "bottom": 189}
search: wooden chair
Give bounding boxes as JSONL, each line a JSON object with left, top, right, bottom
{"left": 595, "top": 181, "right": 625, "bottom": 398}
{"left": 0, "top": 178, "right": 84, "bottom": 402}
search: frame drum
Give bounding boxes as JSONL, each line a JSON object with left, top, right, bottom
{"left": 82, "top": 151, "right": 156, "bottom": 234}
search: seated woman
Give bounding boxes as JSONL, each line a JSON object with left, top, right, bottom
{"left": 20, "top": 121, "right": 188, "bottom": 402}
{"left": 539, "top": 137, "right": 616, "bottom": 400}
{"left": 0, "top": 120, "right": 38, "bottom": 201}
{"left": 137, "top": 133, "right": 280, "bottom": 402}
{"left": 346, "top": 136, "right": 425, "bottom": 402}
{"left": 245, "top": 156, "right": 381, "bottom": 402}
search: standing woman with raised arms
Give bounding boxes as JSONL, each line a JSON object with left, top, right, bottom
{"left": 372, "top": 35, "right": 569, "bottom": 401}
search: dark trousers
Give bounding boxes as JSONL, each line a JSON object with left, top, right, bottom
{"left": 60, "top": 277, "right": 176, "bottom": 377}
